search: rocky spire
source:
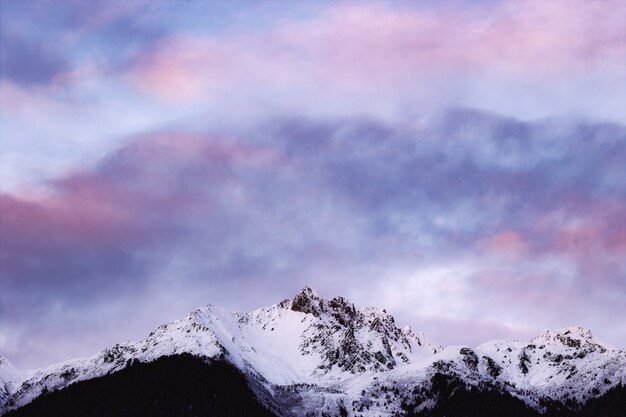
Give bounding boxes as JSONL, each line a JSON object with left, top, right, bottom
{"left": 290, "top": 286, "right": 322, "bottom": 316}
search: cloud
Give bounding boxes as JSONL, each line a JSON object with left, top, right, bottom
{"left": 2, "top": 0, "right": 623, "bottom": 372}
{"left": 2, "top": 110, "right": 625, "bottom": 367}
{"left": 480, "top": 230, "right": 529, "bottom": 256}
{"left": 2, "top": 0, "right": 625, "bottom": 198}
{"left": 0, "top": 32, "right": 70, "bottom": 87}
{"left": 124, "top": 0, "right": 626, "bottom": 120}
{"left": 0, "top": 0, "right": 166, "bottom": 89}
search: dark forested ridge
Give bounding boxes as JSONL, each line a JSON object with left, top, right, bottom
{"left": 403, "top": 373, "right": 542, "bottom": 417}
{"left": 404, "top": 374, "right": 626, "bottom": 417}
{"left": 4, "top": 354, "right": 278, "bottom": 417}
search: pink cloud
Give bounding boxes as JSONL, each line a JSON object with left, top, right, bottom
{"left": 551, "top": 221, "right": 626, "bottom": 257}
{"left": 0, "top": 81, "right": 80, "bottom": 116}
{"left": 0, "top": 130, "right": 287, "bottom": 290}
{"left": 534, "top": 197, "right": 626, "bottom": 262}
{"left": 480, "top": 230, "right": 529, "bottom": 256}
{"left": 2, "top": 130, "right": 285, "bottom": 239}
{"left": 127, "top": 0, "right": 626, "bottom": 103}
{"left": 130, "top": 38, "right": 227, "bottom": 102}
{"left": 466, "top": 199, "right": 626, "bottom": 332}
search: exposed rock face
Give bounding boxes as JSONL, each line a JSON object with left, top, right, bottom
{"left": 298, "top": 295, "right": 435, "bottom": 374}
{"left": 290, "top": 286, "right": 322, "bottom": 316}
{"left": 289, "top": 287, "right": 436, "bottom": 374}
{"left": 460, "top": 348, "right": 479, "bottom": 371}
{"left": 532, "top": 326, "right": 608, "bottom": 355}
{"left": 483, "top": 355, "right": 502, "bottom": 378}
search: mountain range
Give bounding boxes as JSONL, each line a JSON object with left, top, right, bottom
{"left": 1, "top": 286, "right": 624, "bottom": 417}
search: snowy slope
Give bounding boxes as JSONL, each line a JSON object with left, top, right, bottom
{"left": 0, "top": 357, "right": 22, "bottom": 407}
{"left": 2, "top": 287, "right": 624, "bottom": 416}
{"left": 355, "top": 327, "right": 626, "bottom": 416}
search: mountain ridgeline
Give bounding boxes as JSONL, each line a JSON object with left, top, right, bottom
{"left": 2, "top": 287, "right": 625, "bottom": 417}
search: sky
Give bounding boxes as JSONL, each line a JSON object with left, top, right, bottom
{"left": 1, "top": 0, "right": 625, "bottom": 369}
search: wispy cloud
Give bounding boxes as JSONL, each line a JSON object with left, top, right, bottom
{"left": 124, "top": 0, "right": 626, "bottom": 119}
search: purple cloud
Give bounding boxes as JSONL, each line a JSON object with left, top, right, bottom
{"left": 0, "top": 0, "right": 167, "bottom": 90}
{"left": 0, "top": 32, "right": 69, "bottom": 87}
{"left": 2, "top": 111, "right": 625, "bottom": 368}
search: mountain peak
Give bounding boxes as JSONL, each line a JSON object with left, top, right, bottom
{"left": 290, "top": 286, "right": 322, "bottom": 316}
{"left": 531, "top": 325, "right": 610, "bottom": 350}
{"left": 299, "top": 285, "right": 319, "bottom": 297}
{"left": 559, "top": 325, "right": 593, "bottom": 338}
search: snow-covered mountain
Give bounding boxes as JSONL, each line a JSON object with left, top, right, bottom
{"left": 2, "top": 287, "right": 625, "bottom": 416}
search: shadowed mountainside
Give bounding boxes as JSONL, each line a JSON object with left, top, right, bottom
{"left": 4, "top": 354, "right": 278, "bottom": 417}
